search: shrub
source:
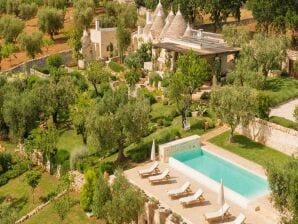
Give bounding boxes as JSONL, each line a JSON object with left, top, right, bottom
{"left": 4, "top": 160, "right": 30, "bottom": 179}
{"left": 137, "top": 88, "right": 156, "bottom": 105}
{"left": 19, "top": 3, "right": 38, "bottom": 20}
{"left": 269, "top": 116, "right": 298, "bottom": 130}
{"left": 70, "top": 147, "right": 88, "bottom": 170}
{"left": 98, "top": 161, "right": 116, "bottom": 175}
{"left": 0, "top": 15, "right": 24, "bottom": 43}
{"left": 69, "top": 71, "right": 88, "bottom": 91}
{"left": 0, "top": 175, "right": 8, "bottom": 186}
{"left": 39, "top": 189, "right": 58, "bottom": 203}
{"left": 56, "top": 149, "right": 70, "bottom": 165}
{"left": 108, "top": 61, "right": 124, "bottom": 73}
{"left": 200, "top": 91, "right": 210, "bottom": 100}
{"left": 257, "top": 91, "right": 270, "bottom": 120}
{"left": 0, "top": 152, "right": 12, "bottom": 174}
{"left": 47, "top": 54, "right": 63, "bottom": 68}
{"left": 60, "top": 160, "right": 70, "bottom": 176}
{"left": 76, "top": 156, "right": 97, "bottom": 173}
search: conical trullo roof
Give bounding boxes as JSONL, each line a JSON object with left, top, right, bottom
{"left": 160, "top": 9, "right": 175, "bottom": 39}
{"left": 183, "top": 23, "right": 192, "bottom": 37}
{"left": 153, "top": 0, "right": 164, "bottom": 18}
{"left": 150, "top": 9, "right": 165, "bottom": 40}
{"left": 165, "top": 7, "right": 187, "bottom": 39}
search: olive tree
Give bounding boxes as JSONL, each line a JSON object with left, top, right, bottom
{"left": 18, "top": 32, "right": 43, "bottom": 59}
{"left": 210, "top": 85, "right": 258, "bottom": 142}
{"left": 37, "top": 7, "right": 64, "bottom": 39}
{"left": 0, "top": 15, "right": 24, "bottom": 43}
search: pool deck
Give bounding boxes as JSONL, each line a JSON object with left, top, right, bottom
{"left": 125, "top": 141, "right": 280, "bottom": 224}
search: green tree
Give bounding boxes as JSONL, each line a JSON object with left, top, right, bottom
{"left": 0, "top": 15, "right": 24, "bottom": 43}
{"left": 0, "top": 203, "right": 18, "bottom": 224}
{"left": 80, "top": 169, "right": 96, "bottom": 211}
{"left": 73, "top": 0, "right": 94, "bottom": 30}
{"left": 210, "top": 85, "right": 258, "bottom": 142}
{"left": 87, "top": 86, "right": 150, "bottom": 162}
{"left": 222, "top": 25, "right": 251, "bottom": 47}
{"left": 125, "top": 69, "right": 141, "bottom": 90}
{"left": 43, "top": 37, "right": 55, "bottom": 52}
{"left": 266, "top": 159, "right": 298, "bottom": 224}
{"left": 117, "top": 20, "right": 131, "bottom": 63}
{"left": 25, "top": 170, "right": 42, "bottom": 203}
{"left": 70, "top": 93, "right": 95, "bottom": 144}
{"left": 6, "top": 0, "right": 21, "bottom": 16}
{"left": 91, "top": 173, "right": 112, "bottom": 218}
{"left": 37, "top": 7, "right": 64, "bottom": 39}
{"left": 0, "top": 43, "right": 16, "bottom": 70}
{"left": 19, "top": 3, "right": 38, "bottom": 20}
{"left": 247, "top": 0, "right": 298, "bottom": 34}
{"left": 86, "top": 61, "right": 110, "bottom": 97}
{"left": 167, "top": 51, "right": 210, "bottom": 128}
{"left": 0, "top": 152, "right": 12, "bottom": 173}
{"left": 25, "top": 123, "right": 59, "bottom": 172}
{"left": 67, "top": 28, "right": 83, "bottom": 60}
{"left": 53, "top": 196, "right": 71, "bottom": 222}
{"left": 18, "top": 32, "right": 43, "bottom": 59}
{"left": 105, "top": 170, "right": 146, "bottom": 224}
{"left": 44, "top": 0, "right": 68, "bottom": 9}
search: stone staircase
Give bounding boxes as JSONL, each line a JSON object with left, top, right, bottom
{"left": 200, "top": 125, "right": 229, "bottom": 142}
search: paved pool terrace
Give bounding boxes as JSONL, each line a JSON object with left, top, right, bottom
{"left": 125, "top": 141, "right": 279, "bottom": 224}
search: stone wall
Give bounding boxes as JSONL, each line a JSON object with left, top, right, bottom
{"left": 159, "top": 135, "right": 200, "bottom": 163}
{"left": 236, "top": 118, "right": 298, "bottom": 156}
{"left": 4, "top": 49, "right": 75, "bottom": 74}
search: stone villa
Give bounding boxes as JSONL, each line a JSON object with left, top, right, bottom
{"left": 132, "top": 1, "right": 240, "bottom": 74}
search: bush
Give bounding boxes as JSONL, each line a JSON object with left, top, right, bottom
{"left": 200, "top": 91, "right": 210, "bottom": 100}
{"left": 269, "top": 116, "right": 298, "bottom": 130}
{"left": 70, "top": 147, "right": 88, "bottom": 170}
{"left": 47, "top": 54, "right": 63, "bottom": 68}
{"left": 108, "top": 61, "right": 124, "bottom": 73}
{"left": 127, "top": 128, "right": 180, "bottom": 163}
{"left": 137, "top": 88, "right": 156, "bottom": 105}
{"left": 19, "top": 3, "right": 38, "bottom": 20}
{"left": 98, "top": 161, "right": 116, "bottom": 175}
{"left": 0, "top": 15, "right": 24, "bottom": 43}
{"left": 76, "top": 156, "right": 97, "bottom": 173}
{"left": 4, "top": 160, "right": 30, "bottom": 179}
{"left": 257, "top": 91, "right": 270, "bottom": 120}
{"left": 56, "top": 149, "right": 70, "bottom": 164}
{"left": 39, "top": 189, "right": 58, "bottom": 203}
{"left": 0, "top": 175, "right": 8, "bottom": 186}
{"left": 69, "top": 71, "right": 88, "bottom": 91}
{"left": 60, "top": 160, "right": 70, "bottom": 175}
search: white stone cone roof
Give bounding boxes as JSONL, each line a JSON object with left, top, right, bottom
{"left": 153, "top": 0, "right": 164, "bottom": 18}
{"left": 183, "top": 23, "right": 192, "bottom": 37}
{"left": 160, "top": 9, "right": 175, "bottom": 39}
{"left": 150, "top": 10, "right": 165, "bottom": 40}
{"left": 165, "top": 8, "right": 186, "bottom": 38}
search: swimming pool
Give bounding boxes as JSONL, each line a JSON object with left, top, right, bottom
{"left": 171, "top": 148, "right": 269, "bottom": 199}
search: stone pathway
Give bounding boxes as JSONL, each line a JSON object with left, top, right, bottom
{"left": 270, "top": 98, "right": 298, "bottom": 122}
{"left": 200, "top": 125, "right": 229, "bottom": 141}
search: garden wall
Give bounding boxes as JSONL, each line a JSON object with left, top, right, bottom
{"left": 4, "top": 49, "right": 76, "bottom": 74}
{"left": 236, "top": 118, "right": 298, "bottom": 156}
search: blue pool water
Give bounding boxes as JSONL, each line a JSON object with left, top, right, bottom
{"left": 171, "top": 149, "right": 269, "bottom": 198}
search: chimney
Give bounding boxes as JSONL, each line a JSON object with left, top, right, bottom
{"left": 146, "top": 11, "right": 152, "bottom": 24}
{"left": 95, "top": 19, "right": 100, "bottom": 31}
{"left": 197, "top": 29, "right": 204, "bottom": 39}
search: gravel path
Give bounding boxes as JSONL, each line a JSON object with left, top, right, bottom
{"left": 270, "top": 98, "right": 298, "bottom": 121}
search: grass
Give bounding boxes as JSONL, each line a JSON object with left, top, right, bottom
{"left": 0, "top": 171, "right": 59, "bottom": 220}
{"left": 269, "top": 116, "right": 298, "bottom": 130}
{"left": 209, "top": 131, "right": 291, "bottom": 168}
{"left": 24, "top": 193, "right": 101, "bottom": 224}
{"left": 150, "top": 103, "right": 177, "bottom": 121}
{"left": 108, "top": 61, "right": 124, "bottom": 73}
{"left": 57, "top": 129, "right": 85, "bottom": 153}
{"left": 265, "top": 77, "right": 298, "bottom": 106}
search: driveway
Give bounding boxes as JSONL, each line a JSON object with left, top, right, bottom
{"left": 270, "top": 98, "right": 298, "bottom": 122}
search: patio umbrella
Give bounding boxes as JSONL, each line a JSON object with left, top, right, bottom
{"left": 150, "top": 139, "right": 156, "bottom": 161}
{"left": 218, "top": 179, "right": 225, "bottom": 219}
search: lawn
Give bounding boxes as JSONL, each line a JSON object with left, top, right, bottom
{"left": 24, "top": 193, "right": 101, "bottom": 224}
{"left": 209, "top": 131, "right": 291, "bottom": 168}
{"left": 269, "top": 116, "right": 298, "bottom": 130}
{"left": 150, "top": 103, "right": 177, "bottom": 121}
{"left": 265, "top": 77, "right": 298, "bottom": 106}
{"left": 57, "top": 129, "right": 85, "bottom": 153}
{"left": 0, "top": 171, "right": 59, "bottom": 220}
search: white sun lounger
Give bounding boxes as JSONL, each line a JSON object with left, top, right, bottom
{"left": 204, "top": 203, "right": 231, "bottom": 223}
{"left": 149, "top": 169, "right": 170, "bottom": 184}
{"left": 138, "top": 161, "right": 159, "bottom": 177}
{"left": 221, "top": 213, "right": 246, "bottom": 224}
{"left": 179, "top": 188, "right": 204, "bottom": 206}
{"left": 167, "top": 181, "right": 191, "bottom": 198}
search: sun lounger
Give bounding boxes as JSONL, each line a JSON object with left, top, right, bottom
{"left": 179, "top": 189, "right": 204, "bottom": 206}
{"left": 167, "top": 181, "right": 191, "bottom": 198}
{"left": 138, "top": 161, "right": 159, "bottom": 177}
{"left": 204, "top": 203, "right": 231, "bottom": 223}
{"left": 221, "top": 213, "right": 246, "bottom": 224}
{"left": 149, "top": 169, "right": 170, "bottom": 184}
